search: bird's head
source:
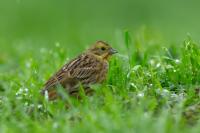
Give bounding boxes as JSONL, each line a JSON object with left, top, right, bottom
{"left": 87, "top": 41, "right": 118, "bottom": 60}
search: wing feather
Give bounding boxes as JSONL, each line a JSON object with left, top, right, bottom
{"left": 42, "top": 54, "right": 101, "bottom": 93}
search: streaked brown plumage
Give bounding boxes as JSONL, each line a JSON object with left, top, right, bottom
{"left": 41, "top": 41, "right": 117, "bottom": 100}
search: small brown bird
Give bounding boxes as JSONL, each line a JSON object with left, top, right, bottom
{"left": 41, "top": 41, "right": 117, "bottom": 100}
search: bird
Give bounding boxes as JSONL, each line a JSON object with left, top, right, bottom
{"left": 41, "top": 41, "right": 117, "bottom": 100}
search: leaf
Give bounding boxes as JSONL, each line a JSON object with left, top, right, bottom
{"left": 124, "top": 30, "right": 131, "bottom": 49}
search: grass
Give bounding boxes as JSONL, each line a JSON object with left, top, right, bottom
{"left": 0, "top": 29, "right": 200, "bottom": 133}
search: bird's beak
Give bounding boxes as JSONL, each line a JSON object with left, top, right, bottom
{"left": 109, "top": 48, "right": 118, "bottom": 55}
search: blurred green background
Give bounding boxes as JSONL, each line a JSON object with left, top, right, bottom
{"left": 0, "top": 0, "right": 200, "bottom": 45}
{"left": 1, "top": 1, "right": 200, "bottom": 132}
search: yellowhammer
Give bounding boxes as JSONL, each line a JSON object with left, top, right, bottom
{"left": 41, "top": 41, "right": 117, "bottom": 100}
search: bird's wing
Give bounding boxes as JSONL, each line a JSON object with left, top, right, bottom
{"left": 64, "top": 54, "right": 101, "bottom": 84}
{"left": 42, "top": 54, "right": 101, "bottom": 93}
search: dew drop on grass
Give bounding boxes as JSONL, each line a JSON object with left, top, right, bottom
{"left": 145, "top": 72, "right": 151, "bottom": 77}
{"left": 156, "top": 63, "right": 161, "bottom": 68}
{"left": 16, "top": 87, "right": 30, "bottom": 98}
{"left": 37, "top": 104, "right": 43, "bottom": 109}
{"left": 137, "top": 92, "right": 144, "bottom": 98}
{"left": 149, "top": 84, "right": 153, "bottom": 87}
{"left": 24, "top": 88, "right": 29, "bottom": 92}
{"left": 16, "top": 88, "right": 23, "bottom": 95}
{"left": 132, "top": 65, "right": 141, "bottom": 71}
{"left": 44, "top": 90, "right": 49, "bottom": 100}
{"left": 175, "top": 59, "right": 180, "bottom": 64}
{"left": 130, "top": 83, "right": 137, "bottom": 89}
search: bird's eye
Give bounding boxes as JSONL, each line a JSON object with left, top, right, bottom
{"left": 101, "top": 47, "right": 106, "bottom": 51}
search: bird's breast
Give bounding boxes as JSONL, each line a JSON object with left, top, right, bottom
{"left": 97, "top": 61, "right": 109, "bottom": 83}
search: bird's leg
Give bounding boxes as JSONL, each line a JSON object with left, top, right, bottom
{"left": 84, "top": 86, "right": 95, "bottom": 96}
{"left": 69, "top": 86, "right": 94, "bottom": 99}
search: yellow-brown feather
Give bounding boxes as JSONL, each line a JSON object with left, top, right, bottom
{"left": 41, "top": 41, "right": 116, "bottom": 100}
